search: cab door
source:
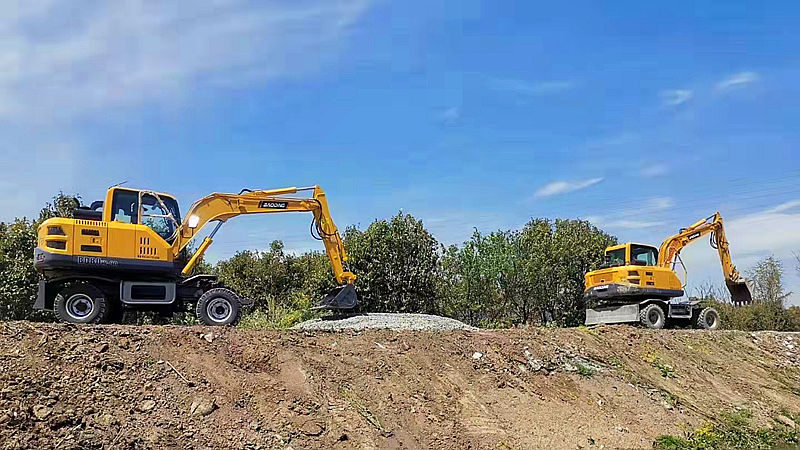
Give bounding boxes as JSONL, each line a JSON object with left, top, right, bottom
{"left": 135, "top": 193, "right": 175, "bottom": 263}
{"left": 106, "top": 189, "right": 140, "bottom": 260}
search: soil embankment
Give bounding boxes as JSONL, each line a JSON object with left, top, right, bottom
{"left": 1, "top": 322, "right": 799, "bottom": 449}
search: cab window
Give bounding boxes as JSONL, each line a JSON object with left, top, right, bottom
{"left": 141, "top": 194, "right": 180, "bottom": 243}
{"left": 631, "top": 245, "right": 658, "bottom": 266}
{"left": 606, "top": 248, "right": 625, "bottom": 266}
{"left": 110, "top": 189, "right": 139, "bottom": 224}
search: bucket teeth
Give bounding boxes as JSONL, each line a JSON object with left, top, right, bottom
{"left": 314, "top": 284, "right": 359, "bottom": 311}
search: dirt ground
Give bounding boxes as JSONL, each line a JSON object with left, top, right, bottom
{"left": 1, "top": 322, "right": 800, "bottom": 449}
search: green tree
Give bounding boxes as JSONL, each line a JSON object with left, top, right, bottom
{"left": 0, "top": 192, "right": 79, "bottom": 321}
{"left": 548, "top": 218, "right": 617, "bottom": 325}
{"left": 215, "top": 240, "right": 338, "bottom": 311}
{"left": 343, "top": 213, "right": 440, "bottom": 313}
{"left": 749, "top": 255, "right": 788, "bottom": 305}
{"left": 216, "top": 241, "right": 294, "bottom": 309}
{"left": 440, "top": 218, "right": 615, "bottom": 327}
{"left": 438, "top": 230, "right": 521, "bottom": 327}
{"left": 39, "top": 192, "right": 80, "bottom": 221}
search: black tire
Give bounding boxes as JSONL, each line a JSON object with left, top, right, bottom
{"left": 639, "top": 304, "right": 666, "bottom": 329}
{"left": 195, "top": 288, "right": 242, "bottom": 326}
{"left": 696, "top": 307, "right": 720, "bottom": 330}
{"left": 54, "top": 284, "right": 111, "bottom": 324}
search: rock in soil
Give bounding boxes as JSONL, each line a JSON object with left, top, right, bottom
{"left": 189, "top": 397, "right": 217, "bottom": 417}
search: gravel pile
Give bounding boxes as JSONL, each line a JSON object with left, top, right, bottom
{"left": 292, "top": 313, "right": 476, "bottom": 331}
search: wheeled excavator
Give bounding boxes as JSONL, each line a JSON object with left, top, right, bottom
{"left": 584, "top": 212, "right": 753, "bottom": 329}
{"left": 33, "top": 185, "right": 357, "bottom": 325}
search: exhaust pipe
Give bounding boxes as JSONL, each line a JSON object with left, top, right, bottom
{"left": 313, "top": 284, "right": 359, "bottom": 311}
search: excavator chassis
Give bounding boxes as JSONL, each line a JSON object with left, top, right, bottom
{"left": 585, "top": 298, "right": 715, "bottom": 329}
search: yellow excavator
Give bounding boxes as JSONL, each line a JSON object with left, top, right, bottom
{"left": 584, "top": 212, "right": 753, "bottom": 329}
{"left": 34, "top": 185, "right": 357, "bottom": 325}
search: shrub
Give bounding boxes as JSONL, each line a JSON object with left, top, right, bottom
{"left": 654, "top": 409, "right": 799, "bottom": 450}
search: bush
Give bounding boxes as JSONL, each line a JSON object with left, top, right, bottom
{"left": 0, "top": 193, "right": 79, "bottom": 322}
{"left": 343, "top": 213, "right": 441, "bottom": 314}
{"left": 438, "top": 218, "right": 615, "bottom": 327}
{"left": 698, "top": 256, "right": 800, "bottom": 332}
{"left": 715, "top": 302, "right": 800, "bottom": 332}
{"left": 238, "top": 293, "right": 317, "bottom": 329}
{"left": 654, "top": 409, "right": 799, "bottom": 450}
{"left": 216, "top": 242, "right": 335, "bottom": 310}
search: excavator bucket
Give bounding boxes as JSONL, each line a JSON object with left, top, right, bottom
{"left": 726, "top": 279, "right": 754, "bottom": 305}
{"left": 314, "top": 284, "right": 359, "bottom": 311}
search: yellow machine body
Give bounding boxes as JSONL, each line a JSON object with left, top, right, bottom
{"left": 584, "top": 212, "right": 752, "bottom": 305}
{"left": 34, "top": 185, "right": 358, "bottom": 322}
{"left": 38, "top": 187, "right": 178, "bottom": 272}
{"left": 584, "top": 243, "right": 683, "bottom": 293}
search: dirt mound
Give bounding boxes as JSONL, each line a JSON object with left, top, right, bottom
{"left": 293, "top": 313, "right": 476, "bottom": 331}
{"left": 1, "top": 322, "right": 800, "bottom": 449}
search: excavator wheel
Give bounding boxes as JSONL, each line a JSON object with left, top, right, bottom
{"left": 196, "top": 288, "right": 243, "bottom": 326}
{"left": 639, "top": 304, "right": 666, "bottom": 329}
{"left": 54, "top": 284, "right": 111, "bottom": 324}
{"left": 695, "top": 307, "right": 720, "bottom": 330}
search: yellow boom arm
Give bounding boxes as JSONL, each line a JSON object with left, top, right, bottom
{"left": 172, "top": 185, "right": 355, "bottom": 285}
{"left": 658, "top": 212, "right": 752, "bottom": 303}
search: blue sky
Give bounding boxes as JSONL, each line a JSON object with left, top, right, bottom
{"left": 2, "top": 1, "right": 799, "bottom": 303}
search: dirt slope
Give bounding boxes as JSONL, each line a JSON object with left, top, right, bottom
{"left": 1, "top": 322, "right": 800, "bottom": 449}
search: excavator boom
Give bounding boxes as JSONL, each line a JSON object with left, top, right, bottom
{"left": 172, "top": 185, "right": 358, "bottom": 310}
{"left": 657, "top": 212, "right": 752, "bottom": 304}
{"left": 172, "top": 186, "right": 354, "bottom": 284}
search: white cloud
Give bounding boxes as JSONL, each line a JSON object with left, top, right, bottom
{"left": 764, "top": 200, "right": 800, "bottom": 214}
{"left": 640, "top": 164, "right": 670, "bottom": 178}
{"left": 0, "top": 0, "right": 372, "bottom": 121}
{"left": 587, "top": 197, "right": 675, "bottom": 230}
{"left": 584, "top": 133, "right": 638, "bottom": 150}
{"left": 659, "top": 89, "right": 693, "bottom": 106}
{"left": 716, "top": 71, "right": 760, "bottom": 91}
{"left": 437, "top": 106, "right": 461, "bottom": 124}
{"left": 0, "top": 1, "right": 373, "bottom": 221}
{"left": 647, "top": 196, "right": 676, "bottom": 210}
{"left": 534, "top": 177, "right": 603, "bottom": 198}
{"left": 488, "top": 77, "right": 576, "bottom": 95}
{"left": 598, "top": 219, "right": 664, "bottom": 229}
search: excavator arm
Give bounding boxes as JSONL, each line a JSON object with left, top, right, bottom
{"left": 167, "top": 185, "right": 357, "bottom": 310}
{"left": 657, "top": 212, "right": 753, "bottom": 304}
